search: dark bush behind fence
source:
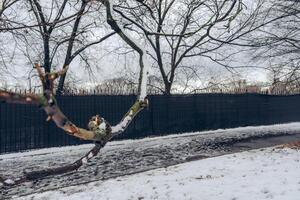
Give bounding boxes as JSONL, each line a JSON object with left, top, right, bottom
{"left": 1, "top": 93, "right": 300, "bottom": 153}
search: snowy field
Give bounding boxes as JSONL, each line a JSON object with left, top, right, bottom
{"left": 2, "top": 122, "right": 300, "bottom": 199}
{"left": 16, "top": 147, "right": 300, "bottom": 200}
{"left": 2, "top": 122, "right": 300, "bottom": 159}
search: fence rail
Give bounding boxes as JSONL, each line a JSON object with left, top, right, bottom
{"left": 1, "top": 93, "right": 300, "bottom": 153}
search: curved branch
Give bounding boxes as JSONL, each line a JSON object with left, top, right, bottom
{"left": 0, "top": 0, "right": 149, "bottom": 186}
{"left": 101, "top": 0, "right": 148, "bottom": 101}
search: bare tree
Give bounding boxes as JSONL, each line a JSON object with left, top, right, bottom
{"left": 0, "top": 0, "right": 20, "bottom": 20}
{"left": 0, "top": 0, "right": 116, "bottom": 93}
{"left": 237, "top": 0, "right": 300, "bottom": 88}
{"left": 0, "top": 0, "right": 149, "bottom": 186}
{"left": 110, "top": 0, "right": 270, "bottom": 94}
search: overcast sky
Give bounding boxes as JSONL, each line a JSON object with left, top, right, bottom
{"left": 0, "top": 0, "right": 270, "bottom": 90}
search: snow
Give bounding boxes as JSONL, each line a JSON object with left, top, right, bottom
{"left": 4, "top": 179, "right": 15, "bottom": 185}
{"left": 111, "top": 114, "right": 132, "bottom": 134}
{"left": 2, "top": 122, "right": 300, "bottom": 159}
{"left": 15, "top": 147, "right": 300, "bottom": 200}
{"left": 81, "top": 157, "right": 88, "bottom": 164}
{"left": 2, "top": 122, "right": 300, "bottom": 199}
{"left": 99, "top": 121, "right": 106, "bottom": 130}
{"left": 88, "top": 152, "right": 94, "bottom": 159}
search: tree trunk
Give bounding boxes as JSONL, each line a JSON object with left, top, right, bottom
{"left": 164, "top": 82, "right": 172, "bottom": 95}
{"left": 56, "top": 74, "right": 66, "bottom": 95}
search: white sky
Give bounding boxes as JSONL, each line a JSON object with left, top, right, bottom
{"left": 0, "top": 0, "right": 270, "bottom": 90}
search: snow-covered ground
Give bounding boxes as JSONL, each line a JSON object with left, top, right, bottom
{"left": 16, "top": 147, "right": 300, "bottom": 200}
{"left": 2, "top": 122, "right": 300, "bottom": 199}
{"left": 2, "top": 122, "right": 300, "bottom": 159}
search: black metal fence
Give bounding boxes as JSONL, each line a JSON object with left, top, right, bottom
{"left": 1, "top": 93, "right": 300, "bottom": 153}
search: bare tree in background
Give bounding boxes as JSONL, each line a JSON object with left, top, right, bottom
{"left": 0, "top": 0, "right": 20, "bottom": 18}
{"left": 111, "top": 0, "right": 272, "bottom": 94}
{"left": 240, "top": 0, "right": 300, "bottom": 90}
{"left": 0, "top": 0, "right": 116, "bottom": 93}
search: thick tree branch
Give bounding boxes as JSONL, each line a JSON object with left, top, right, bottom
{"left": 0, "top": 0, "right": 149, "bottom": 186}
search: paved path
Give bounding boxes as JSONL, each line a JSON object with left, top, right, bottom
{"left": 1, "top": 124, "right": 300, "bottom": 199}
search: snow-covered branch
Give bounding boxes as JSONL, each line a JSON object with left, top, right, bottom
{"left": 0, "top": 0, "right": 149, "bottom": 186}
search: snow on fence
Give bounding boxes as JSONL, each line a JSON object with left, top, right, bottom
{"left": 1, "top": 93, "right": 300, "bottom": 153}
